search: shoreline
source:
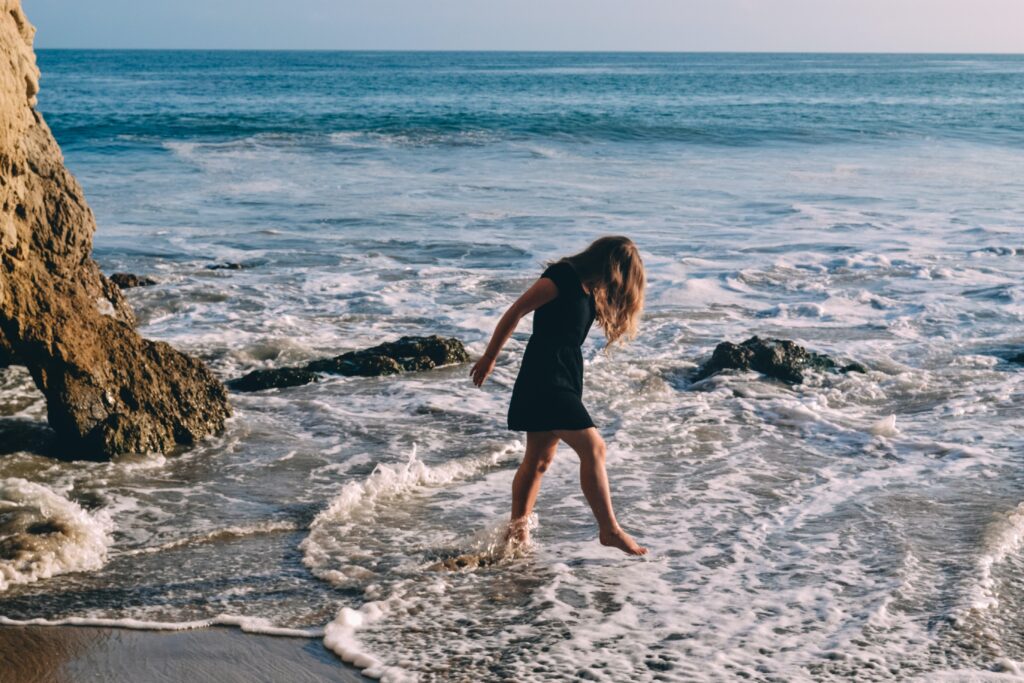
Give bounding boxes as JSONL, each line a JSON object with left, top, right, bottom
{"left": 0, "top": 624, "right": 371, "bottom": 683}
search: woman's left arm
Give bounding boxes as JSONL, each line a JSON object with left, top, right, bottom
{"left": 470, "top": 277, "right": 558, "bottom": 386}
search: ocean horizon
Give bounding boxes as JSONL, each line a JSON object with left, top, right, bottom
{"left": 35, "top": 48, "right": 1024, "bottom": 54}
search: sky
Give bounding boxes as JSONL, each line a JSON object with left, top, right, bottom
{"left": 25, "top": 0, "right": 1024, "bottom": 52}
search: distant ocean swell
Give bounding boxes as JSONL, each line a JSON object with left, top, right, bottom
{"left": 55, "top": 113, "right": 1024, "bottom": 148}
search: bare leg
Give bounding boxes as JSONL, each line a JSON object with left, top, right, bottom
{"left": 508, "top": 431, "right": 560, "bottom": 544}
{"left": 553, "top": 428, "right": 647, "bottom": 556}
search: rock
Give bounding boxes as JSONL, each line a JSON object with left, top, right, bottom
{"left": 307, "top": 353, "right": 405, "bottom": 377}
{"left": 306, "top": 335, "right": 470, "bottom": 376}
{"left": 694, "top": 336, "right": 866, "bottom": 384}
{"left": 230, "top": 336, "right": 470, "bottom": 392}
{"left": 206, "top": 262, "right": 244, "bottom": 271}
{"left": 0, "top": 336, "right": 13, "bottom": 368}
{"left": 227, "top": 367, "right": 319, "bottom": 392}
{"left": 0, "top": 3, "right": 230, "bottom": 458}
{"left": 840, "top": 361, "right": 869, "bottom": 374}
{"left": 109, "top": 272, "right": 157, "bottom": 289}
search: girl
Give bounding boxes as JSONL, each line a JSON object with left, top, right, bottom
{"left": 470, "top": 236, "right": 647, "bottom": 556}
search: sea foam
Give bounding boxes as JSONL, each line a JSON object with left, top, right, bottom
{"left": 300, "top": 443, "right": 520, "bottom": 587}
{"left": 0, "top": 613, "right": 321, "bottom": 638}
{"left": 964, "top": 501, "right": 1024, "bottom": 614}
{"left": 0, "top": 478, "right": 113, "bottom": 592}
{"left": 302, "top": 444, "right": 523, "bottom": 681}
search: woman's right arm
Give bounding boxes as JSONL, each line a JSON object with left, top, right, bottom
{"left": 470, "top": 277, "right": 558, "bottom": 387}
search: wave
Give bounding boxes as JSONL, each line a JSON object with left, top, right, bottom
{"left": 324, "top": 605, "right": 409, "bottom": 682}
{"left": 299, "top": 443, "right": 520, "bottom": 587}
{"left": 39, "top": 51, "right": 1024, "bottom": 151}
{"left": 118, "top": 520, "right": 301, "bottom": 557}
{"left": 0, "top": 478, "right": 113, "bottom": 593}
{"left": 320, "top": 515, "right": 532, "bottom": 683}
{"left": 961, "top": 501, "right": 1024, "bottom": 615}
{"left": 49, "top": 103, "right": 1024, "bottom": 150}
{"left": 300, "top": 444, "right": 525, "bottom": 681}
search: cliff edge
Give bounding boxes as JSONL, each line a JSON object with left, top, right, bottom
{"left": 0, "top": 1, "right": 230, "bottom": 457}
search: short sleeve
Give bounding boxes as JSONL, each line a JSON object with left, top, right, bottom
{"left": 541, "top": 261, "right": 578, "bottom": 298}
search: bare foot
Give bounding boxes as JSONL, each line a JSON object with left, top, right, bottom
{"left": 599, "top": 528, "right": 648, "bottom": 556}
{"left": 505, "top": 517, "right": 531, "bottom": 547}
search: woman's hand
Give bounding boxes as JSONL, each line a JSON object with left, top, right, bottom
{"left": 470, "top": 353, "right": 496, "bottom": 387}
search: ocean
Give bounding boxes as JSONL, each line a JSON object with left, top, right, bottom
{"left": 2, "top": 51, "right": 1024, "bottom": 681}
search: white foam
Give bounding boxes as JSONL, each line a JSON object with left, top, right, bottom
{"left": 963, "top": 501, "right": 1024, "bottom": 613}
{"left": 300, "top": 443, "right": 520, "bottom": 587}
{"left": 300, "top": 445, "right": 533, "bottom": 681}
{"left": 323, "top": 603, "right": 414, "bottom": 682}
{"left": 0, "top": 478, "right": 113, "bottom": 592}
{"left": 759, "top": 302, "right": 827, "bottom": 319}
{"left": 162, "top": 140, "right": 200, "bottom": 159}
{"left": 870, "top": 414, "right": 899, "bottom": 437}
{"left": 0, "top": 614, "right": 321, "bottom": 638}
{"left": 651, "top": 275, "right": 749, "bottom": 308}
{"left": 322, "top": 515, "right": 535, "bottom": 683}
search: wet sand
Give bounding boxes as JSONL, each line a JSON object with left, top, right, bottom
{"left": 0, "top": 625, "right": 370, "bottom": 683}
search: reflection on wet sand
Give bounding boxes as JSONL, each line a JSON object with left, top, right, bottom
{"left": 0, "top": 626, "right": 370, "bottom": 683}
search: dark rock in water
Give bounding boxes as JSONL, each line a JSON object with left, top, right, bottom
{"left": 0, "top": 5, "right": 231, "bottom": 459}
{"left": 206, "top": 262, "right": 244, "bottom": 271}
{"left": 839, "top": 361, "right": 869, "bottom": 374}
{"left": 110, "top": 272, "right": 157, "bottom": 289}
{"left": 694, "top": 336, "right": 866, "bottom": 384}
{"left": 306, "top": 335, "right": 470, "bottom": 376}
{"left": 230, "top": 335, "right": 470, "bottom": 392}
{"left": 307, "top": 353, "right": 404, "bottom": 377}
{"left": 26, "top": 520, "right": 63, "bottom": 535}
{"left": 228, "top": 367, "right": 320, "bottom": 392}
{"left": 434, "top": 551, "right": 501, "bottom": 572}
{"left": 0, "top": 337, "right": 13, "bottom": 368}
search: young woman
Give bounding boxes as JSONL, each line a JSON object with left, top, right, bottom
{"left": 470, "top": 236, "right": 647, "bottom": 556}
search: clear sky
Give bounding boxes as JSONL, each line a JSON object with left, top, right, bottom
{"left": 25, "top": 0, "right": 1024, "bottom": 52}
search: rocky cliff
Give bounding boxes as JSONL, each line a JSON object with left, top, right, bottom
{"left": 0, "top": 1, "right": 229, "bottom": 457}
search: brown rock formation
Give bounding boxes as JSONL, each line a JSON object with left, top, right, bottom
{"left": 0, "top": 1, "right": 229, "bottom": 457}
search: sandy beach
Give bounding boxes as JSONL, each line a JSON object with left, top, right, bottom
{"left": 0, "top": 625, "right": 370, "bottom": 683}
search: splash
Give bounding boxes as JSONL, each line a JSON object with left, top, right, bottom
{"left": 0, "top": 478, "right": 113, "bottom": 592}
{"left": 300, "top": 443, "right": 520, "bottom": 587}
{"left": 964, "top": 501, "right": 1024, "bottom": 613}
{"left": 302, "top": 444, "right": 527, "bottom": 681}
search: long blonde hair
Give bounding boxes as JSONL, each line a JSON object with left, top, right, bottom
{"left": 559, "top": 236, "right": 645, "bottom": 347}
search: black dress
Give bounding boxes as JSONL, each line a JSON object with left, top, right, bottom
{"left": 507, "top": 261, "right": 597, "bottom": 432}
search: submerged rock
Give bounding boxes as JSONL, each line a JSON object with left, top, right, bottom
{"left": 227, "top": 367, "right": 320, "bottom": 393}
{"left": 306, "top": 335, "right": 471, "bottom": 376}
{"left": 109, "top": 272, "right": 157, "bottom": 289}
{"left": 231, "top": 335, "right": 470, "bottom": 392}
{"left": 0, "top": 2, "right": 230, "bottom": 458}
{"left": 694, "top": 336, "right": 866, "bottom": 384}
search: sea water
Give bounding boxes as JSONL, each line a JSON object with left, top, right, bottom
{"left": 2, "top": 51, "right": 1024, "bottom": 681}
